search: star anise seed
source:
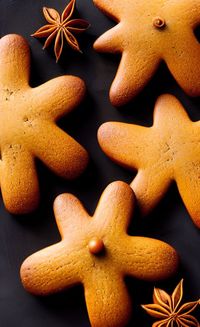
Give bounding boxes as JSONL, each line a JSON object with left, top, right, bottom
{"left": 142, "top": 279, "right": 200, "bottom": 327}
{"left": 32, "top": 0, "right": 90, "bottom": 62}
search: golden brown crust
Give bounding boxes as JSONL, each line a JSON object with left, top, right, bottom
{"left": 20, "top": 181, "right": 178, "bottom": 327}
{"left": 0, "top": 34, "right": 88, "bottom": 214}
{"left": 98, "top": 94, "right": 200, "bottom": 228}
{"left": 93, "top": 0, "right": 200, "bottom": 106}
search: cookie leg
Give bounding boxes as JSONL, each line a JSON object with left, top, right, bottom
{"left": 84, "top": 271, "right": 132, "bottom": 327}
{"left": 31, "top": 76, "right": 86, "bottom": 121}
{"left": 0, "top": 145, "right": 39, "bottom": 214}
{"left": 131, "top": 170, "right": 171, "bottom": 215}
{"left": 165, "top": 31, "right": 200, "bottom": 97}
{"left": 109, "top": 51, "right": 160, "bottom": 106}
{"left": 188, "top": 0, "right": 200, "bottom": 27}
{"left": 20, "top": 242, "right": 82, "bottom": 295}
{"left": 176, "top": 164, "right": 200, "bottom": 228}
{"left": 121, "top": 237, "right": 179, "bottom": 281}
{"left": 27, "top": 121, "right": 89, "bottom": 180}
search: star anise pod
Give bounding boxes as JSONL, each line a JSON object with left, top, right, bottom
{"left": 32, "top": 0, "right": 90, "bottom": 62}
{"left": 142, "top": 279, "right": 200, "bottom": 327}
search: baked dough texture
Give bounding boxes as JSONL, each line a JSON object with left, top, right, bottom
{"left": 98, "top": 94, "right": 200, "bottom": 228}
{"left": 20, "top": 181, "right": 178, "bottom": 327}
{"left": 0, "top": 34, "right": 88, "bottom": 214}
{"left": 93, "top": 0, "right": 200, "bottom": 106}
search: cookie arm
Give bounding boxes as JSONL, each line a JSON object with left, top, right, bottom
{"left": 153, "top": 94, "right": 191, "bottom": 127}
{"left": 31, "top": 76, "right": 86, "bottom": 121}
{"left": 131, "top": 169, "right": 171, "bottom": 215}
{"left": 175, "top": 162, "right": 200, "bottom": 228}
{"left": 121, "top": 237, "right": 178, "bottom": 281}
{"left": 84, "top": 271, "right": 132, "bottom": 327}
{"left": 20, "top": 242, "right": 82, "bottom": 295}
{"left": 98, "top": 121, "right": 149, "bottom": 170}
{"left": 93, "top": 0, "right": 123, "bottom": 21}
{"left": 94, "top": 24, "right": 124, "bottom": 53}
{"left": 164, "top": 29, "right": 200, "bottom": 97}
{"left": 177, "top": 0, "right": 200, "bottom": 28}
{"left": 0, "top": 145, "right": 39, "bottom": 214}
{"left": 26, "top": 120, "right": 88, "bottom": 180}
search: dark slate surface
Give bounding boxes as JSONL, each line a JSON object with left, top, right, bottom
{"left": 0, "top": 0, "right": 200, "bottom": 326}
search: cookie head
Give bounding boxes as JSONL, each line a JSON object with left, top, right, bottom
{"left": 94, "top": 0, "right": 200, "bottom": 106}
{"left": 21, "top": 181, "right": 178, "bottom": 327}
{"left": 0, "top": 34, "right": 88, "bottom": 214}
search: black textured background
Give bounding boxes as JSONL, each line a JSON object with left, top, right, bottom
{"left": 0, "top": 0, "right": 200, "bottom": 326}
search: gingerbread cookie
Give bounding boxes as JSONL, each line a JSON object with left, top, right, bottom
{"left": 98, "top": 94, "right": 200, "bottom": 228}
{"left": 0, "top": 34, "right": 88, "bottom": 214}
{"left": 93, "top": 0, "right": 200, "bottom": 106}
{"left": 20, "top": 181, "right": 178, "bottom": 327}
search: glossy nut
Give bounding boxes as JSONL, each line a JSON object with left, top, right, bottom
{"left": 153, "top": 17, "right": 166, "bottom": 29}
{"left": 88, "top": 238, "right": 105, "bottom": 255}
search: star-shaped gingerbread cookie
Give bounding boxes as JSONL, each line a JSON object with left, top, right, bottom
{"left": 93, "top": 0, "right": 200, "bottom": 106}
{"left": 20, "top": 181, "right": 178, "bottom": 327}
{"left": 0, "top": 34, "right": 88, "bottom": 214}
{"left": 98, "top": 94, "right": 200, "bottom": 228}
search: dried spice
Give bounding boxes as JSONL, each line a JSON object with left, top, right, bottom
{"left": 142, "top": 279, "right": 200, "bottom": 327}
{"left": 32, "top": 0, "right": 90, "bottom": 62}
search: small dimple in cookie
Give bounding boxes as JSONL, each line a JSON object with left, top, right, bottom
{"left": 98, "top": 94, "right": 200, "bottom": 228}
{"left": 0, "top": 34, "right": 89, "bottom": 214}
{"left": 23, "top": 116, "right": 29, "bottom": 122}
{"left": 93, "top": 0, "right": 200, "bottom": 106}
{"left": 20, "top": 181, "right": 178, "bottom": 327}
{"left": 4, "top": 88, "right": 14, "bottom": 101}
